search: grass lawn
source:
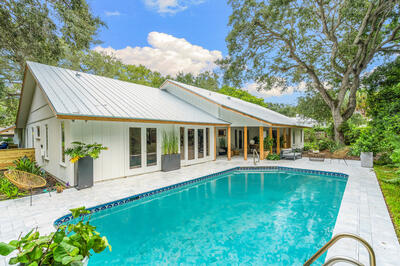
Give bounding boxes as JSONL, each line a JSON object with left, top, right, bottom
{"left": 374, "top": 165, "right": 400, "bottom": 241}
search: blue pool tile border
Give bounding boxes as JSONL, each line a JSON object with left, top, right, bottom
{"left": 54, "top": 166, "right": 348, "bottom": 227}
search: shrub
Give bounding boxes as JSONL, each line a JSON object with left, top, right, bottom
{"left": 0, "top": 178, "right": 24, "bottom": 199}
{"left": 0, "top": 207, "right": 111, "bottom": 265}
{"left": 10, "top": 156, "right": 44, "bottom": 177}
{"left": 303, "top": 143, "right": 313, "bottom": 151}
{"left": 317, "top": 138, "right": 337, "bottom": 152}
{"left": 350, "top": 127, "right": 379, "bottom": 156}
{"left": 266, "top": 153, "right": 280, "bottom": 160}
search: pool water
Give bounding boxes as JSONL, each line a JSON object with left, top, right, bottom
{"left": 86, "top": 170, "right": 347, "bottom": 265}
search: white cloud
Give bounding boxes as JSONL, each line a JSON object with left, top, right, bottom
{"left": 104, "top": 11, "right": 121, "bottom": 16}
{"left": 93, "top": 32, "right": 222, "bottom": 76}
{"left": 144, "top": 0, "right": 204, "bottom": 14}
{"left": 244, "top": 81, "right": 307, "bottom": 97}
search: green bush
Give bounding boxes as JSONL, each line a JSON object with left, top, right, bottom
{"left": 0, "top": 207, "right": 111, "bottom": 265}
{"left": 317, "top": 138, "right": 338, "bottom": 152}
{"left": 303, "top": 143, "right": 312, "bottom": 151}
{"left": 9, "top": 156, "right": 44, "bottom": 177}
{"left": 350, "top": 127, "right": 379, "bottom": 156}
{"left": 266, "top": 153, "right": 280, "bottom": 160}
{"left": 0, "top": 178, "right": 24, "bottom": 199}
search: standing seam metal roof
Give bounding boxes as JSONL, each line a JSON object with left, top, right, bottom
{"left": 26, "top": 62, "right": 229, "bottom": 125}
{"left": 165, "top": 80, "right": 305, "bottom": 127}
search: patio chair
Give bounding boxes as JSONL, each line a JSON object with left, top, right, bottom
{"left": 330, "top": 147, "right": 350, "bottom": 166}
{"left": 280, "top": 148, "right": 302, "bottom": 160}
{"left": 4, "top": 170, "right": 47, "bottom": 206}
{"left": 0, "top": 142, "right": 8, "bottom": 149}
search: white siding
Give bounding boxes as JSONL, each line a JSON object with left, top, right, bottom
{"left": 25, "top": 85, "right": 73, "bottom": 184}
{"left": 70, "top": 121, "right": 216, "bottom": 183}
{"left": 291, "top": 128, "right": 304, "bottom": 149}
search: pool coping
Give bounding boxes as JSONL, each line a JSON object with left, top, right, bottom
{"left": 54, "top": 166, "right": 348, "bottom": 226}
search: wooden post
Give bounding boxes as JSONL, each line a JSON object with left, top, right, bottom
{"left": 269, "top": 127, "right": 273, "bottom": 153}
{"left": 227, "top": 126, "right": 231, "bottom": 160}
{"left": 283, "top": 128, "right": 287, "bottom": 148}
{"left": 288, "top": 128, "right": 291, "bottom": 148}
{"left": 277, "top": 128, "right": 280, "bottom": 155}
{"left": 214, "top": 127, "right": 217, "bottom": 161}
{"left": 259, "top": 126, "right": 264, "bottom": 160}
{"left": 244, "top": 126, "right": 247, "bottom": 160}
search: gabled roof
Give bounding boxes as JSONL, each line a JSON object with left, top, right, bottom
{"left": 164, "top": 80, "right": 307, "bottom": 127}
{"left": 19, "top": 62, "right": 228, "bottom": 126}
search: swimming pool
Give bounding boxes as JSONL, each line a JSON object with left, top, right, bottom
{"left": 56, "top": 167, "right": 347, "bottom": 265}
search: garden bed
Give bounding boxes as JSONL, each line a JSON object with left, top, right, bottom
{"left": 0, "top": 170, "right": 67, "bottom": 200}
{"left": 302, "top": 150, "right": 360, "bottom": 160}
{"left": 374, "top": 165, "right": 400, "bottom": 242}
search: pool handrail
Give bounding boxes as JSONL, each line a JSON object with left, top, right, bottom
{"left": 253, "top": 149, "right": 260, "bottom": 165}
{"left": 303, "top": 233, "right": 376, "bottom": 266}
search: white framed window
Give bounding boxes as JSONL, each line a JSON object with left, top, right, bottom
{"left": 45, "top": 124, "right": 49, "bottom": 159}
{"left": 60, "top": 122, "right": 66, "bottom": 165}
{"left": 129, "top": 128, "right": 142, "bottom": 169}
{"left": 36, "top": 126, "right": 41, "bottom": 139}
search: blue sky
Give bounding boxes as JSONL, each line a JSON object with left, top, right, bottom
{"left": 88, "top": 0, "right": 303, "bottom": 105}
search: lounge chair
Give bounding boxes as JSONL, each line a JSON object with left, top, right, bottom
{"left": 280, "top": 148, "right": 302, "bottom": 160}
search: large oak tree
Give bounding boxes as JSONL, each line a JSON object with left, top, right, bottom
{"left": 220, "top": 0, "right": 400, "bottom": 143}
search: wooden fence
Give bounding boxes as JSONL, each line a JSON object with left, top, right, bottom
{"left": 0, "top": 148, "right": 35, "bottom": 169}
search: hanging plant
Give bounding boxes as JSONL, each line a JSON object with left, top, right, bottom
{"left": 65, "top": 142, "right": 108, "bottom": 163}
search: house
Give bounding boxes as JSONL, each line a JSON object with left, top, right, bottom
{"left": 15, "top": 62, "right": 309, "bottom": 186}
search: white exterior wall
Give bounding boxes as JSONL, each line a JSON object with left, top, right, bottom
{"left": 70, "top": 120, "right": 215, "bottom": 183}
{"left": 25, "top": 85, "right": 73, "bottom": 185}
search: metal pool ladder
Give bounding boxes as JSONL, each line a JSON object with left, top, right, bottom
{"left": 304, "top": 233, "right": 376, "bottom": 266}
{"left": 253, "top": 149, "right": 260, "bottom": 165}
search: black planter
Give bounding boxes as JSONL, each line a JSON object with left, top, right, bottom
{"left": 74, "top": 156, "right": 94, "bottom": 190}
{"left": 161, "top": 154, "right": 181, "bottom": 172}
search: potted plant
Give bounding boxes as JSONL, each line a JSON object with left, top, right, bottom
{"left": 161, "top": 130, "right": 180, "bottom": 172}
{"left": 65, "top": 142, "right": 107, "bottom": 189}
{"left": 55, "top": 183, "right": 65, "bottom": 193}
{"left": 218, "top": 137, "right": 227, "bottom": 155}
{"left": 264, "top": 137, "right": 274, "bottom": 158}
{"left": 0, "top": 207, "right": 111, "bottom": 265}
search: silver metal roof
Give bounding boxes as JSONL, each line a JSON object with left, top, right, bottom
{"left": 166, "top": 80, "right": 306, "bottom": 127}
{"left": 26, "top": 62, "right": 228, "bottom": 125}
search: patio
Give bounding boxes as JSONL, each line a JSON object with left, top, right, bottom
{"left": 0, "top": 158, "right": 399, "bottom": 265}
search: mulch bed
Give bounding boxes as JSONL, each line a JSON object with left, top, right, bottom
{"left": 302, "top": 150, "right": 361, "bottom": 160}
{"left": 0, "top": 170, "right": 68, "bottom": 199}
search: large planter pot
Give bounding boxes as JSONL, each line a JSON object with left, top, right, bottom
{"left": 161, "top": 154, "right": 180, "bottom": 172}
{"left": 74, "top": 156, "right": 94, "bottom": 190}
{"left": 361, "top": 152, "right": 373, "bottom": 168}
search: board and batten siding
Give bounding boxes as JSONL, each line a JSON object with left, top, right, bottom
{"left": 70, "top": 120, "right": 216, "bottom": 183}
{"left": 24, "top": 85, "right": 73, "bottom": 185}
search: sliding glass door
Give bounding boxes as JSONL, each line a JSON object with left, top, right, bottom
{"left": 146, "top": 128, "right": 157, "bottom": 166}
{"left": 129, "top": 128, "right": 141, "bottom": 168}
{"left": 198, "top": 129, "right": 204, "bottom": 159}
{"left": 180, "top": 127, "right": 185, "bottom": 160}
{"left": 188, "top": 129, "right": 195, "bottom": 160}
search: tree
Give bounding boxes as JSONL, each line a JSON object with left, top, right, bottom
{"left": 221, "top": 0, "right": 400, "bottom": 143}
{"left": 219, "top": 85, "right": 270, "bottom": 108}
{"left": 175, "top": 71, "right": 220, "bottom": 91}
{"left": 265, "top": 102, "right": 297, "bottom": 117}
{"left": 296, "top": 92, "right": 332, "bottom": 124}
{"left": 0, "top": 0, "right": 104, "bottom": 125}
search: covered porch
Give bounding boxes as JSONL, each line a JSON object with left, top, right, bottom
{"left": 214, "top": 125, "right": 304, "bottom": 160}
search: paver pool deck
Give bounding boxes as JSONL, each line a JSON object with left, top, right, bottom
{"left": 1, "top": 158, "right": 399, "bottom": 265}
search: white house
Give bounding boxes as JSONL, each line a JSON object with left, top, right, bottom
{"left": 15, "top": 62, "right": 308, "bottom": 186}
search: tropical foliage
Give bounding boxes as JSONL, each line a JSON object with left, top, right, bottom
{"left": 65, "top": 142, "right": 108, "bottom": 163}
{"left": 0, "top": 207, "right": 111, "bottom": 265}
{"left": 9, "top": 156, "right": 44, "bottom": 177}
{"left": 221, "top": 0, "right": 400, "bottom": 143}
{"left": 0, "top": 177, "right": 24, "bottom": 199}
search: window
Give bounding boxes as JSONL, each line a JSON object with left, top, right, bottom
{"left": 293, "top": 129, "right": 296, "bottom": 145}
{"left": 60, "top": 122, "right": 65, "bottom": 163}
{"left": 206, "top": 128, "right": 210, "bottom": 156}
{"left": 234, "top": 130, "right": 237, "bottom": 148}
{"left": 36, "top": 126, "right": 40, "bottom": 138}
{"left": 31, "top": 127, "right": 34, "bottom": 148}
{"left": 188, "top": 129, "right": 195, "bottom": 160}
{"left": 45, "top": 124, "right": 49, "bottom": 158}
{"left": 146, "top": 128, "right": 157, "bottom": 166}
{"left": 198, "top": 129, "right": 204, "bottom": 159}
{"left": 180, "top": 127, "right": 185, "bottom": 160}
{"left": 129, "top": 128, "right": 142, "bottom": 168}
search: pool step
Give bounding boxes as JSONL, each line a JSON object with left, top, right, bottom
{"left": 303, "top": 233, "right": 376, "bottom": 266}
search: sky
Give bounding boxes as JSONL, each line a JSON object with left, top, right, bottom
{"left": 88, "top": 0, "right": 304, "bottom": 105}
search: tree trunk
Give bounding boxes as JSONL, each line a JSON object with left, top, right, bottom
{"left": 332, "top": 108, "right": 345, "bottom": 144}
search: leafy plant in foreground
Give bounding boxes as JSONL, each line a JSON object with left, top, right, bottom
{"left": 0, "top": 178, "right": 25, "bottom": 199}
{"left": 266, "top": 153, "right": 280, "bottom": 160}
{"left": 0, "top": 207, "right": 111, "bottom": 265}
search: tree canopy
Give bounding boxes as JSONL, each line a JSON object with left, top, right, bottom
{"left": 221, "top": 0, "right": 400, "bottom": 143}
